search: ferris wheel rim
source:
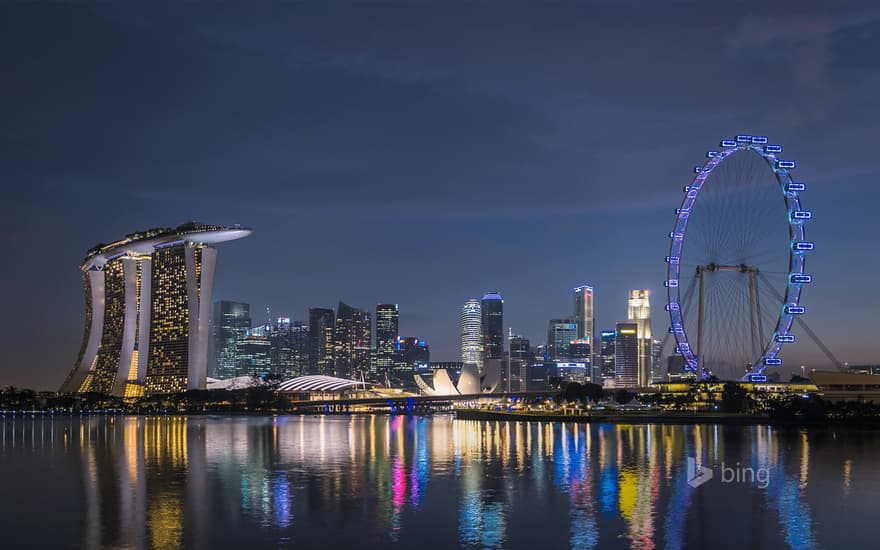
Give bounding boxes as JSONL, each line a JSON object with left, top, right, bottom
{"left": 664, "top": 135, "right": 811, "bottom": 380}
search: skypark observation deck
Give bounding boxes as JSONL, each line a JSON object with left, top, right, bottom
{"left": 62, "top": 222, "right": 251, "bottom": 397}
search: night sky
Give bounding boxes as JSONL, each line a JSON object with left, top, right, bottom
{"left": 2, "top": 2, "right": 879, "bottom": 389}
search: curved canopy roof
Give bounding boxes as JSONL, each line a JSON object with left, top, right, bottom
{"left": 277, "top": 375, "right": 364, "bottom": 393}
{"left": 82, "top": 221, "right": 252, "bottom": 270}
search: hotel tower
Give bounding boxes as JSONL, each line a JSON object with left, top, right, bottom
{"left": 60, "top": 222, "right": 251, "bottom": 396}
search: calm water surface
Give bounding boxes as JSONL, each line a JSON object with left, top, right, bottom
{"left": 1, "top": 415, "right": 878, "bottom": 549}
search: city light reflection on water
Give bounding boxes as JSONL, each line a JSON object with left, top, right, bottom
{"left": 1, "top": 415, "right": 880, "bottom": 549}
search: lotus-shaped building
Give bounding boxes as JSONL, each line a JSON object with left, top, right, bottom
{"left": 413, "top": 363, "right": 501, "bottom": 396}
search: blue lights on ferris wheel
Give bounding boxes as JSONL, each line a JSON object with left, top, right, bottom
{"left": 792, "top": 210, "right": 813, "bottom": 220}
{"left": 665, "top": 256, "right": 680, "bottom": 263}
{"left": 785, "top": 305, "right": 806, "bottom": 315}
{"left": 707, "top": 151, "right": 719, "bottom": 158}
{"left": 791, "top": 274, "right": 813, "bottom": 284}
{"left": 665, "top": 279, "right": 678, "bottom": 288}
{"left": 748, "top": 374, "right": 769, "bottom": 382}
{"left": 777, "top": 160, "right": 797, "bottom": 169}
{"left": 786, "top": 182, "right": 806, "bottom": 193}
{"left": 735, "top": 135, "right": 752, "bottom": 143}
{"left": 764, "top": 358, "right": 783, "bottom": 366}
{"left": 776, "top": 334, "right": 796, "bottom": 343}
{"left": 793, "top": 241, "right": 814, "bottom": 251}
{"left": 720, "top": 139, "right": 737, "bottom": 148}
{"left": 751, "top": 136, "right": 769, "bottom": 144}
{"left": 665, "top": 302, "right": 679, "bottom": 311}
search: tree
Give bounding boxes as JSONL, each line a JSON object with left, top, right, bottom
{"left": 720, "top": 382, "right": 751, "bottom": 413}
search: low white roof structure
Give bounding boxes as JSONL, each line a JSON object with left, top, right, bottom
{"left": 414, "top": 363, "right": 501, "bottom": 397}
{"left": 206, "top": 376, "right": 269, "bottom": 391}
{"left": 277, "top": 375, "right": 365, "bottom": 393}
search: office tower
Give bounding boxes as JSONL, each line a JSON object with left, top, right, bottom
{"left": 652, "top": 338, "right": 663, "bottom": 383}
{"left": 460, "top": 299, "right": 483, "bottom": 369}
{"left": 376, "top": 304, "right": 399, "bottom": 382}
{"left": 61, "top": 222, "right": 251, "bottom": 396}
{"left": 308, "top": 308, "right": 335, "bottom": 375}
{"left": 569, "top": 339, "right": 591, "bottom": 361}
{"left": 600, "top": 330, "right": 616, "bottom": 379}
{"left": 235, "top": 328, "right": 272, "bottom": 377}
{"left": 481, "top": 292, "right": 504, "bottom": 360}
{"left": 627, "top": 290, "right": 653, "bottom": 387}
{"left": 509, "top": 335, "right": 532, "bottom": 392}
{"left": 393, "top": 337, "right": 430, "bottom": 385}
{"left": 334, "top": 302, "right": 372, "bottom": 380}
{"left": 270, "top": 318, "right": 309, "bottom": 379}
{"left": 211, "top": 301, "right": 251, "bottom": 379}
{"left": 547, "top": 319, "right": 578, "bottom": 361}
{"left": 573, "top": 285, "right": 595, "bottom": 347}
{"left": 614, "top": 322, "right": 639, "bottom": 387}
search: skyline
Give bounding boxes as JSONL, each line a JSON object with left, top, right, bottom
{"left": 4, "top": 2, "right": 880, "bottom": 389}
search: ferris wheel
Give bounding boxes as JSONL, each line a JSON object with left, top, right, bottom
{"left": 665, "top": 135, "right": 812, "bottom": 381}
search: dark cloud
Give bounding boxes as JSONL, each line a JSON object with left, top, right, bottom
{"left": 1, "top": 2, "right": 878, "bottom": 388}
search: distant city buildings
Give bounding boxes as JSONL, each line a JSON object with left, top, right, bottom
{"left": 60, "top": 222, "right": 251, "bottom": 396}
{"left": 460, "top": 299, "right": 482, "bottom": 369}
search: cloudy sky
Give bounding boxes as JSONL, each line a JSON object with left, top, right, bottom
{"left": 2, "top": 1, "right": 879, "bottom": 388}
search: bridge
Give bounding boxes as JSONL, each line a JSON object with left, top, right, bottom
{"left": 282, "top": 391, "right": 551, "bottom": 415}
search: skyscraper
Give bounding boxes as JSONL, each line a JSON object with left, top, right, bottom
{"left": 627, "top": 290, "right": 653, "bottom": 387}
{"left": 270, "top": 318, "right": 309, "bottom": 379}
{"left": 481, "top": 292, "right": 504, "bottom": 360}
{"left": 61, "top": 222, "right": 251, "bottom": 396}
{"left": 211, "top": 301, "right": 251, "bottom": 379}
{"left": 376, "top": 304, "right": 399, "bottom": 382}
{"left": 614, "top": 322, "right": 639, "bottom": 387}
{"left": 600, "top": 330, "right": 616, "bottom": 380}
{"left": 573, "top": 285, "right": 595, "bottom": 347}
{"left": 394, "top": 336, "right": 430, "bottom": 386}
{"left": 308, "top": 308, "right": 335, "bottom": 376}
{"left": 460, "top": 299, "right": 482, "bottom": 369}
{"left": 547, "top": 319, "right": 578, "bottom": 361}
{"left": 334, "top": 302, "right": 372, "bottom": 380}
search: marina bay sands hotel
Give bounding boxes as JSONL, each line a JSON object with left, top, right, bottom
{"left": 60, "top": 222, "right": 251, "bottom": 397}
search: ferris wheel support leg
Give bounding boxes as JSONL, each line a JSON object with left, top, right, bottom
{"left": 749, "top": 269, "right": 761, "bottom": 361}
{"left": 697, "top": 267, "right": 706, "bottom": 364}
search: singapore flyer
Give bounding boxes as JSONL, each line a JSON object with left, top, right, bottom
{"left": 666, "top": 135, "right": 812, "bottom": 382}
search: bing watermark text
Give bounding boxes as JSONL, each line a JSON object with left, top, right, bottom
{"left": 687, "top": 457, "right": 770, "bottom": 489}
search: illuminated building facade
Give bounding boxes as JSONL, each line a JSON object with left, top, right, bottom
{"left": 375, "top": 304, "right": 399, "bottom": 381}
{"left": 210, "top": 300, "right": 251, "bottom": 379}
{"left": 393, "top": 337, "right": 430, "bottom": 386}
{"left": 61, "top": 222, "right": 252, "bottom": 395}
{"left": 270, "top": 318, "right": 309, "bottom": 379}
{"left": 460, "top": 299, "right": 483, "bottom": 369}
{"left": 481, "top": 292, "right": 504, "bottom": 361}
{"left": 308, "top": 308, "right": 335, "bottom": 376}
{"left": 627, "top": 290, "right": 653, "bottom": 387}
{"left": 614, "top": 322, "right": 639, "bottom": 387}
{"left": 334, "top": 302, "right": 372, "bottom": 380}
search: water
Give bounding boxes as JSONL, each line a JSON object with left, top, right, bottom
{"left": 1, "top": 415, "right": 878, "bottom": 549}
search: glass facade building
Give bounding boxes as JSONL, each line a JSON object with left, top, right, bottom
{"left": 547, "top": 319, "right": 578, "bottom": 361}
{"left": 627, "top": 290, "right": 653, "bottom": 387}
{"left": 211, "top": 300, "right": 251, "bottom": 379}
{"left": 614, "top": 322, "right": 639, "bottom": 387}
